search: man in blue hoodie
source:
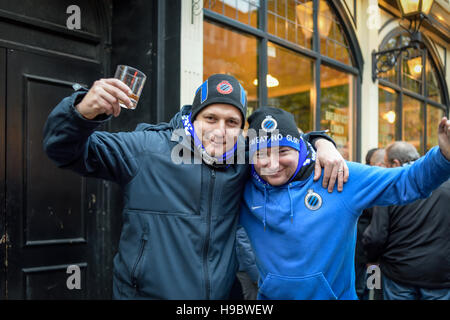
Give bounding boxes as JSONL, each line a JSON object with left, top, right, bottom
{"left": 43, "top": 74, "right": 346, "bottom": 299}
{"left": 240, "top": 106, "right": 450, "bottom": 300}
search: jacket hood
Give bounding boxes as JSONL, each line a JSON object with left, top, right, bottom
{"left": 134, "top": 105, "right": 191, "bottom": 132}
{"left": 133, "top": 105, "right": 194, "bottom": 153}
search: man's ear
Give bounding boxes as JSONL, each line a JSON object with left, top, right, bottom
{"left": 392, "top": 159, "right": 402, "bottom": 167}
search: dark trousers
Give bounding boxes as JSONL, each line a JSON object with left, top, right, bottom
{"left": 383, "top": 275, "right": 450, "bottom": 300}
{"left": 355, "top": 263, "right": 370, "bottom": 300}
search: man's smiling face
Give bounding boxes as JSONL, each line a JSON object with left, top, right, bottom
{"left": 193, "top": 103, "right": 243, "bottom": 158}
{"left": 253, "top": 146, "right": 299, "bottom": 186}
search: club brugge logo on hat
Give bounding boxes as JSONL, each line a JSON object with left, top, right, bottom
{"left": 261, "top": 115, "right": 277, "bottom": 133}
{"left": 304, "top": 189, "right": 322, "bottom": 211}
{"left": 217, "top": 80, "right": 233, "bottom": 94}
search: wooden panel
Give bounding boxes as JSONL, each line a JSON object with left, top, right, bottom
{"left": 0, "top": 20, "right": 99, "bottom": 62}
{"left": 23, "top": 263, "right": 87, "bottom": 299}
{"left": 0, "top": 0, "right": 103, "bottom": 37}
{"left": 23, "top": 76, "right": 88, "bottom": 246}
{"left": 5, "top": 48, "right": 102, "bottom": 299}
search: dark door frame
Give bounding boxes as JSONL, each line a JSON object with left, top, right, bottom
{"left": 0, "top": 47, "right": 6, "bottom": 299}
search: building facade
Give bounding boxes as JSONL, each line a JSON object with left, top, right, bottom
{"left": 181, "top": 0, "right": 449, "bottom": 161}
{"left": 0, "top": 0, "right": 448, "bottom": 299}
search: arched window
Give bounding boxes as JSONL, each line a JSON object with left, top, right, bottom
{"left": 202, "top": 0, "right": 362, "bottom": 160}
{"left": 378, "top": 30, "right": 449, "bottom": 154}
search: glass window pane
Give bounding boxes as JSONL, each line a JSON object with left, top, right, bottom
{"left": 426, "top": 105, "right": 445, "bottom": 151}
{"left": 378, "top": 34, "right": 405, "bottom": 85}
{"left": 277, "top": 0, "right": 286, "bottom": 16}
{"left": 287, "top": 0, "right": 296, "bottom": 21}
{"left": 268, "top": 0, "right": 275, "bottom": 12}
{"left": 236, "top": 1, "right": 250, "bottom": 26}
{"left": 378, "top": 86, "right": 397, "bottom": 148}
{"left": 295, "top": 0, "right": 314, "bottom": 49}
{"left": 426, "top": 57, "right": 442, "bottom": 103}
{"left": 203, "top": 21, "right": 259, "bottom": 114}
{"left": 319, "top": 0, "right": 351, "bottom": 65}
{"left": 268, "top": 0, "right": 312, "bottom": 49}
{"left": 224, "top": 1, "right": 236, "bottom": 20}
{"left": 378, "top": 62, "right": 397, "bottom": 84}
{"left": 268, "top": 11, "right": 276, "bottom": 35}
{"left": 276, "top": 13, "right": 286, "bottom": 38}
{"left": 402, "top": 96, "right": 424, "bottom": 154}
{"left": 267, "top": 43, "right": 314, "bottom": 133}
{"left": 206, "top": 0, "right": 224, "bottom": 15}
{"left": 379, "top": 33, "right": 445, "bottom": 107}
{"left": 402, "top": 49, "right": 423, "bottom": 94}
{"left": 320, "top": 65, "right": 355, "bottom": 160}
{"left": 249, "top": 3, "right": 259, "bottom": 28}
{"left": 204, "top": 0, "right": 260, "bottom": 29}
{"left": 287, "top": 21, "right": 296, "bottom": 43}
{"left": 385, "top": 35, "right": 400, "bottom": 50}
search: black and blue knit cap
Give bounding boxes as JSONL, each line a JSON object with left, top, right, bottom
{"left": 247, "top": 106, "right": 302, "bottom": 158}
{"left": 191, "top": 74, "right": 247, "bottom": 128}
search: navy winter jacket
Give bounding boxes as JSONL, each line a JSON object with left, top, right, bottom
{"left": 43, "top": 90, "right": 249, "bottom": 299}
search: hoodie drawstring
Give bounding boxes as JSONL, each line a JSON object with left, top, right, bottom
{"left": 262, "top": 185, "right": 294, "bottom": 230}
{"left": 288, "top": 184, "right": 294, "bottom": 223}
{"left": 263, "top": 187, "right": 267, "bottom": 232}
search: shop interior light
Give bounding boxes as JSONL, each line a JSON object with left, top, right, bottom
{"left": 253, "top": 74, "right": 279, "bottom": 88}
{"left": 414, "top": 63, "right": 423, "bottom": 74}
{"left": 404, "top": 55, "right": 423, "bottom": 78}
{"left": 267, "top": 74, "right": 279, "bottom": 87}
{"left": 383, "top": 111, "right": 397, "bottom": 124}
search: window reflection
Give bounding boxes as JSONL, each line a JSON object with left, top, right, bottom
{"left": 426, "top": 58, "right": 441, "bottom": 103}
{"left": 320, "top": 65, "right": 354, "bottom": 160}
{"left": 402, "top": 49, "right": 423, "bottom": 94}
{"left": 426, "top": 105, "right": 445, "bottom": 151}
{"left": 268, "top": 0, "right": 313, "bottom": 49}
{"left": 319, "top": 0, "right": 351, "bottom": 65}
{"left": 402, "top": 96, "right": 423, "bottom": 154}
{"left": 203, "top": 21, "right": 259, "bottom": 113}
{"left": 205, "top": 0, "right": 260, "bottom": 28}
{"left": 267, "top": 43, "right": 314, "bottom": 133}
{"left": 204, "top": 1, "right": 358, "bottom": 160}
{"left": 378, "top": 86, "right": 397, "bottom": 148}
{"left": 378, "top": 32, "right": 446, "bottom": 155}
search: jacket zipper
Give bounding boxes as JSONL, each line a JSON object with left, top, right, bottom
{"left": 203, "top": 168, "right": 215, "bottom": 299}
{"left": 131, "top": 232, "right": 148, "bottom": 289}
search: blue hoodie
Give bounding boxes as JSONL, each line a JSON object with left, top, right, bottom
{"left": 240, "top": 142, "right": 450, "bottom": 300}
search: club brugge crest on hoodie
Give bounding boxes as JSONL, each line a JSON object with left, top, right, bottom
{"left": 304, "top": 189, "right": 322, "bottom": 211}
